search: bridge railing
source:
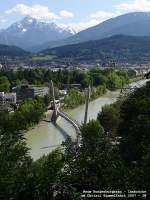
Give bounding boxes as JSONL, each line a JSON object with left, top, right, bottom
{"left": 57, "top": 109, "right": 80, "bottom": 132}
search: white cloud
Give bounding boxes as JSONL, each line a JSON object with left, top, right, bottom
{"left": 0, "top": 16, "right": 7, "bottom": 23}
{"left": 61, "top": 11, "right": 121, "bottom": 32}
{"left": 115, "top": 0, "right": 150, "bottom": 12}
{"left": 5, "top": 4, "right": 74, "bottom": 21}
{"left": 59, "top": 10, "right": 74, "bottom": 18}
{"left": 5, "top": 4, "right": 59, "bottom": 20}
{"left": 90, "top": 10, "right": 116, "bottom": 19}
{"left": 59, "top": 19, "right": 102, "bottom": 32}
{"left": 6, "top": 1, "right": 149, "bottom": 32}
{"left": 0, "top": 19, "right": 7, "bottom": 23}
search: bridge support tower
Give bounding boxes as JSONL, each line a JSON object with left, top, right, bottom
{"left": 84, "top": 85, "right": 91, "bottom": 125}
{"left": 51, "top": 80, "right": 57, "bottom": 123}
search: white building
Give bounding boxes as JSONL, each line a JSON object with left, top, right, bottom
{"left": 59, "top": 90, "right": 67, "bottom": 95}
{"left": 0, "top": 64, "right": 3, "bottom": 70}
{"left": 0, "top": 92, "right": 17, "bottom": 104}
{"left": 12, "top": 85, "right": 49, "bottom": 100}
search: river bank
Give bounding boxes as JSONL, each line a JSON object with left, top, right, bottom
{"left": 129, "top": 75, "right": 143, "bottom": 83}
{"left": 62, "top": 76, "right": 143, "bottom": 111}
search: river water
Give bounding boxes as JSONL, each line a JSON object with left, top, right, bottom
{"left": 25, "top": 79, "right": 148, "bottom": 160}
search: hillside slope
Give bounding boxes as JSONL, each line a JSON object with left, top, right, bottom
{"left": 0, "top": 44, "right": 30, "bottom": 57}
{"left": 34, "top": 12, "right": 150, "bottom": 51}
{"left": 41, "top": 35, "right": 150, "bottom": 64}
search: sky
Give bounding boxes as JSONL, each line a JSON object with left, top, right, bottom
{"left": 1, "top": 0, "right": 150, "bottom": 31}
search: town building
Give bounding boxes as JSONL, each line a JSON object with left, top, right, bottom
{"left": 59, "top": 90, "right": 67, "bottom": 95}
{"left": 12, "top": 85, "right": 49, "bottom": 101}
{"left": 62, "top": 84, "right": 81, "bottom": 90}
{"left": 0, "top": 92, "right": 17, "bottom": 104}
{"left": 0, "top": 64, "right": 3, "bottom": 70}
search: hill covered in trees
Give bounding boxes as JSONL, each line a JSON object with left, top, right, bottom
{"left": 0, "top": 44, "right": 30, "bottom": 57}
{"left": 41, "top": 35, "right": 150, "bottom": 64}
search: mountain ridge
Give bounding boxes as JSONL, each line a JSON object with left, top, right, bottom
{"left": 0, "top": 17, "right": 75, "bottom": 51}
{"left": 41, "top": 34, "right": 150, "bottom": 64}
{"left": 0, "top": 44, "right": 30, "bottom": 57}
{"left": 32, "top": 12, "right": 150, "bottom": 52}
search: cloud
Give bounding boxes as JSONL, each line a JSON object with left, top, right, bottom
{"left": 0, "top": 19, "right": 7, "bottom": 23}
{"left": 5, "top": 4, "right": 75, "bottom": 21}
{"left": 115, "top": 0, "right": 150, "bottom": 12}
{"left": 0, "top": 16, "right": 7, "bottom": 23}
{"left": 90, "top": 10, "right": 116, "bottom": 19}
{"left": 59, "top": 19, "right": 102, "bottom": 32}
{"left": 61, "top": 11, "right": 121, "bottom": 32}
{"left": 5, "top": 4, "right": 60, "bottom": 20}
{"left": 59, "top": 10, "right": 74, "bottom": 18}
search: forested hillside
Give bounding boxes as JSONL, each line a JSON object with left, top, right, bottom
{"left": 41, "top": 35, "right": 150, "bottom": 64}
{"left": 0, "top": 44, "right": 30, "bottom": 57}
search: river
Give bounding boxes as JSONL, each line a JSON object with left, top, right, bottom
{"left": 25, "top": 79, "right": 148, "bottom": 160}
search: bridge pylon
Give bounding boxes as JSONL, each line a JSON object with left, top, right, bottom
{"left": 84, "top": 85, "right": 91, "bottom": 125}
{"left": 51, "top": 80, "right": 57, "bottom": 123}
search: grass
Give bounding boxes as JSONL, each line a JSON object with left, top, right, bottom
{"left": 32, "top": 55, "right": 56, "bottom": 61}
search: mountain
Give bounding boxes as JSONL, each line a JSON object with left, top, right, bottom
{"left": 34, "top": 12, "right": 150, "bottom": 52}
{"left": 0, "top": 44, "right": 29, "bottom": 57}
{"left": 0, "top": 17, "right": 74, "bottom": 51}
{"left": 41, "top": 35, "right": 150, "bottom": 64}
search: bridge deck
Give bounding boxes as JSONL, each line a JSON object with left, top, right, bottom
{"left": 57, "top": 109, "right": 80, "bottom": 133}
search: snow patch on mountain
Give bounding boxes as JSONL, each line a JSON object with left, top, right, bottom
{"left": 58, "top": 24, "right": 77, "bottom": 34}
{"left": 22, "top": 28, "right": 27, "bottom": 32}
{"left": 0, "top": 17, "right": 75, "bottom": 50}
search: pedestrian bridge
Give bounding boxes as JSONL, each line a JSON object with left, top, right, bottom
{"left": 51, "top": 106, "right": 81, "bottom": 146}
{"left": 50, "top": 81, "right": 90, "bottom": 146}
{"left": 57, "top": 109, "right": 81, "bottom": 134}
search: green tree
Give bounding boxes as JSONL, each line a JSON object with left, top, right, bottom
{"left": 98, "top": 102, "right": 121, "bottom": 136}
{"left": 59, "top": 121, "right": 108, "bottom": 194}
{"left": 107, "top": 72, "right": 122, "bottom": 90}
{"left": 0, "top": 76, "right": 10, "bottom": 92}
{"left": 0, "top": 112, "right": 32, "bottom": 200}
{"left": 64, "top": 90, "right": 85, "bottom": 108}
{"left": 119, "top": 81, "right": 150, "bottom": 161}
{"left": 31, "top": 149, "right": 64, "bottom": 200}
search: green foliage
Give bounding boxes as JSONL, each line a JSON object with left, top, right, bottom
{"left": 98, "top": 102, "right": 121, "bottom": 136}
{"left": 0, "top": 96, "right": 50, "bottom": 199}
{"left": 64, "top": 90, "right": 85, "bottom": 108}
{"left": 32, "top": 55, "right": 56, "bottom": 61}
{"left": 90, "top": 85, "right": 106, "bottom": 99}
{"left": 57, "top": 120, "right": 132, "bottom": 197}
{"left": 64, "top": 85, "right": 106, "bottom": 109}
{"left": 17, "top": 97, "right": 46, "bottom": 129}
{"left": 127, "top": 69, "right": 137, "bottom": 79}
{"left": 43, "top": 94, "right": 52, "bottom": 106}
{"left": 0, "top": 68, "right": 130, "bottom": 91}
{"left": 119, "top": 81, "right": 150, "bottom": 161}
{"left": 80, "top": 120, "right": 105, "bottom": 154}
{"left": 80, "top": 78, "right": 89, "bottom": 88}
{"left": 0, "top": 76, "right": 10, "bottom": 92}
{"left": 0, "top": 112, "right": 32, "bottom": 200}
{"left": 0, "top": 44, "right": 29, "bottom": 57}
{"left": 41, "top": 35, "right": 150, "bottom": 64}
{"left": 116, "top": 70, "right": 130, "bottom": 84}
{"left": 0, "top": 110, "right": 63, "bottom": 200}
{"left": 1, "top": 82, "right": 150, "bottom": 199}
{"left": 90, "top": 72, "right": 108, "bottom": 86}
{"left": 31, "top": 149, "right": 64, "bottom": 200}
{"left": 107, "top": 72, "right": 123, "bottom": 90}
{"left": 1, "top": 68, "right": 146, "bottom": 199}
